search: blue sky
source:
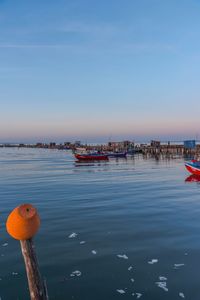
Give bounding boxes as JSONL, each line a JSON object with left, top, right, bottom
{"left": 1, "top": 0, "right": 200, "bottom": 143}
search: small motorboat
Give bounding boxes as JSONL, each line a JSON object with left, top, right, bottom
{"left": 75, "top": 153, "right": 109, "bottom": 161}
{"left": 185, "top": 160, "right": 200, "bottom": 176}
{"left": 106, "top": 152, "right": 127, "bottom": 158}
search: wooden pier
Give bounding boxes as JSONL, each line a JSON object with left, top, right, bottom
{"left": 141, "top": 144, "right": 200, "bottom": 159}
{"left": 1, "top": 140, "right": 200, "bottom": 159}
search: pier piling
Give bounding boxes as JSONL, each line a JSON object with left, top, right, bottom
{"left": 20, "top": 239, "right": 48, "bottom": 300}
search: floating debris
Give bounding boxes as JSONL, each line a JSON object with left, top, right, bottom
{"left": 159, "top": 276, "right": 167, "bottom": 281}
{"left": 179, "top": 292, "right": 185, "bottom": 298}
{"left": 174, "top": 263, "right": 185, "bottom": 269}
{"left": 70, "top": 270, "right": 81, "bottom": 277}
{"left": 91, "top": 250, "right": 97, "bottom": 255}
{"left": 117, "top": 254, "right": 128, "bottom": 260}
{"left": 68, "top": 233, "right": 78, "bottom": 239}
{"left": 132, "top": 293, "right": 142, "bottom": 298}
{"left": 80, "top": 241, "right": 86, "bottom": 245}
{"left": 148, "top": 259, "right": 158, "bottom": 264}
{"left": 155, "top": 281, "right": 168, "bottom": 292}
{"left": 116, "top": 289, "right": 126, "bottom": 294}
{"left": 131, "top": 278, "right": 135, "bottom": 283}
{"left": 128, "top": 266, "right": 133, "bottom": 271}
{"left": 2, "top": 243, "right": 8, "bottom": 247}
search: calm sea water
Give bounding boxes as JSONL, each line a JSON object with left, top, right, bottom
{"left": 0, "top": 148, "right": 200, "bottom": 300}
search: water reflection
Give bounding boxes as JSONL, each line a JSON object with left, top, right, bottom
{"left": 185, "top": 174, "right": 200, "bottom": 182}
{"left": 74, "top": 161, "right": 108, "bottom": 167}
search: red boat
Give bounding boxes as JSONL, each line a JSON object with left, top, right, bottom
{"left": 75, "top": 153, "right": 109, "bottom": 161}
{"left": 185, "top": 160, "right": 200, "bottom": 176}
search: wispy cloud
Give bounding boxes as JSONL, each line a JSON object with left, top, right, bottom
{"left": 120, "top": 42, "right": 176, "bottom": 53}
{"left": 0, "top": 44, "right": 74, "bottom": 48}
{"left": 0, "top": 17, "right": 176, "bottom": 53}
{"left": 0, "top": 42, "right": 176, "bottom": 54}
{"left": 61, "top": 21, "right": 119, "bottom": 36}
{"left": 0, "top": 20, "right": 176, "bottom": 54}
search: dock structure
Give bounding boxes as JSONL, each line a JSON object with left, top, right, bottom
{"left": 1, "top": 140, "right": 200, "bottom": 158}
{"left": 76, "top": 140, "right": 200, "bottom": 159}
{"left": 140, "top": 142, "right": 200, "bottom": 159}
{"left": 141, "top": 144, "right": 184, "bottom": 156}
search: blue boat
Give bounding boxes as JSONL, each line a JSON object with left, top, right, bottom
{"left": 106, "top": 152, "right": 127, "bottom": 158}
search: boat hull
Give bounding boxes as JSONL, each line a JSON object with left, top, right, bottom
{"left": 75, "top": 154, "right": 109, "bottom": 161}
{"left": 185, "top": 162, "right": 200, "bottom": 176}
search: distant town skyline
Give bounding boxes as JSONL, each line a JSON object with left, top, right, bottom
{"left": 1, "top": 0, "right": 200, "bottom": 143}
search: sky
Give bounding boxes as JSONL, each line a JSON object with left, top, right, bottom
{"left": 1, "top": 0, "right": 200, "bottom": 143}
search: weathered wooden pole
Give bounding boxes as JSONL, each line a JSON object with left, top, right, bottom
{"left": 6, "top": 204, "right": 48, "bottom": 300}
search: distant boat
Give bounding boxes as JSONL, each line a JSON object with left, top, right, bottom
{"left": 75, "top": 153, "right": 109, "bottom": 161}
{"left": 106, "top": 152, "right": 127, "bottom": 158}
{"left": 185, "top": 160, "right": 200, "bottom": 176}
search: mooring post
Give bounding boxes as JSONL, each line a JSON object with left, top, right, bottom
{"left": 6, "top": 204, "right": 48, "bottom": 300}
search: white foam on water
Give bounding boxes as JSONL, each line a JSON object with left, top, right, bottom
{"left": 68, "top": 233, "right": 78, "bottom": 238}
{"left": 155, "top": 281, "right": 168, "bottom": 292}
{"left": 80, "top": 241, "right": 85, "bottom": 244}
{"left": 159, "top": 276, "right": 167, "bottom": 281}
{"left": 148, "top": 259, "right": 158, "bottom": 264}
{"left": 70, "top": 270, "right": 81, "bottom": 277}
{"left": 174, "top": 263, "right": 185, "bottom": 269}
{"left": 2, "top": 243, "right": 8, "bottom": 247}
{"left": 131, "top": 278, "right": 135, "bottom": 283}
{"left": 179, "top": 292, "right": 185, "bottom": 298}
{"left": 91, "top": 250, "right": 97, "bottom": 255}
{"left": 116, "top": 289, "right": 126, "bottom": 294}
{"left": 117, "top": 254, "right": 128, "bottom": 260}
{"left": 12, "top": 272, "right": 18, "bottom": 276}
{"left": 128, "top": 266, "right": 133, "bottom": 271}
{"left": 136, "top": 293, "right": 142, "bottom": 298}
{"left": 132, "top": 293, "right": 142, "bottom": 298}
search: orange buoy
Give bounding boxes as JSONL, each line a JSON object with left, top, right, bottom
{"left": 6, "top": 204, "right": 40, "bottom": 240}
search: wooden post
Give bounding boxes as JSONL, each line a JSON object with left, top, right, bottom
{"left": 20, "top": 239, "right": 48, "bottom": 300}
{"left": 6, "top": 204, "right": 49, "bottom": 300}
